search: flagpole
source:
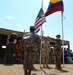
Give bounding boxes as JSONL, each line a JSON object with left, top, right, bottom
{"left": 40, "top": 0, "right": 43, "bottom": 67}
{"left": 61, "top": 12, "right": 64, "bottom": 67}
{"left": 61, "top": 0, "right": 64, "bottom": 67}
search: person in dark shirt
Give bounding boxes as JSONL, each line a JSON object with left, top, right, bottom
{"left": 5, "top": 33, "right": 17, "bottom": 64}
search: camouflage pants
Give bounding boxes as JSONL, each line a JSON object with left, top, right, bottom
{"left": 42, "top": 53, "right": 49, "bottom": 67}
{"left": 23, "top": 49, "right": 34, "bottom": 75}
{"left": 55, "top": 51, "right": 61, "bottom": 70}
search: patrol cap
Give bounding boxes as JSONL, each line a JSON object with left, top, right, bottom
{"left": 30, "top": 26, "right": 35, "bottom": 31}
{"left": 56, "top": 34, "right": 61, "bottom": 38}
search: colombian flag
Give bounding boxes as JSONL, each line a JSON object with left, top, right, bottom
{"left": 45, "top": 0, "right": 64, "bottom": 17}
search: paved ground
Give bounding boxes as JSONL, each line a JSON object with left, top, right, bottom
{"left": 0, "top": 64, "right": 73, "bottom": 75}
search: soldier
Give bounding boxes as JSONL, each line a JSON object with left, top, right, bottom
{"left": 54, "top": 34, "right": 62, "bottom": 70}
{"left": 5, "top": 33, "right": 17, "bottom": 64}
{"left": 42, "top": 36, "right": 50, "bottom": 68}
{"left": 29, "top": 26, "right": 41, "bottom": 65}
{"left": 22, "top": 26, "right": 41, "bottom": 75}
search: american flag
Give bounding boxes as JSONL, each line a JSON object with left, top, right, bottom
{"left": 34, "top": 8, "right": 46, "bottom": 33}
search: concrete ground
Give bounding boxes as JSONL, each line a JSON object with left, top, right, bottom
{"left": 0, "top": 64, "right": 73, "bottom": 75}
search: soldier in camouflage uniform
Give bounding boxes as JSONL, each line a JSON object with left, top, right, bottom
{"left": 54, "top": 35, "right": 62, "bottom": 70}
{"left": 22, "top": 26, "right": 41, "bottom": 75}
{"left": 29, "top": 26, "right": 41, "bottom": 68}
{"left": 42, "top": 36, "right": 50, "bottom": 68}
{"left": 5, "top": 33, "right": 17, "bottom": 64}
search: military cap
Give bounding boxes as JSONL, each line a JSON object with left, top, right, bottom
{"left": 56, "top": 35, "right": 61, "bottom": 38}
{"left": 30, "top": 26, "right": 35, "bottom": 31}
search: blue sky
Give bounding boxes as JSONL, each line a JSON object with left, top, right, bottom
{"left": 0, "top": 0, "right": 73, "bottom": 51}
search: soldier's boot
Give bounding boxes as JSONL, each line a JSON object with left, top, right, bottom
{"left": 46, "top": 64, "right": 52, "bottom": 69}
{"left": 24, "top": 69, "right": 28, "bottom": 75}
{"left": 28, "top": 70, "right": 31, "bottom": 75}
{"left": 57, "top": 65, "right": 61, "bottom": 70}
{"left": 46, "top": 65, "right": 49, "bottom": 68}
{"left": 55, "top": 63, "right": 61, "bottom": 70}
{"left": 43, "top": 64, "right": 46, "bottom": 68}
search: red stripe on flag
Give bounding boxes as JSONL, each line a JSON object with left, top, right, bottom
{"left": 34, "top": 8, "right": 46, "bottom": 33}
{"left": 45, "top": 6, "right": 64, "bottom": 17}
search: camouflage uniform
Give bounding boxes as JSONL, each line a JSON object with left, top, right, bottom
{"left": 42, "top": 37, "right": 50, "bottom": 68}
{"left": 29, "top": 32, "right": 41, "bottom": 63}
{"left": 22, "top": 26, "right": 41, "bottom": 75}
{"left": 54, "top": 35, "right": 62, "bottom": 70}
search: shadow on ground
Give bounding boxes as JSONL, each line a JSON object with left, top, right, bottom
{"left": 64, "top": 66, "right": 73, "bottom": 70}
{"left": 32, "top": 73, "right": 37, "bottom": 75}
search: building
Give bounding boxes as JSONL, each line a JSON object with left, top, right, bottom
{"left": 0, "top": 28, "right": 23, "bottom": 59}
{"left": 0, "top": 28, "right": 70, "bottom": 62}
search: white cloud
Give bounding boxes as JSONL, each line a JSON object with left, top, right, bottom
{"left": 6, "top": 16, "right": 13, "bottom": 19}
